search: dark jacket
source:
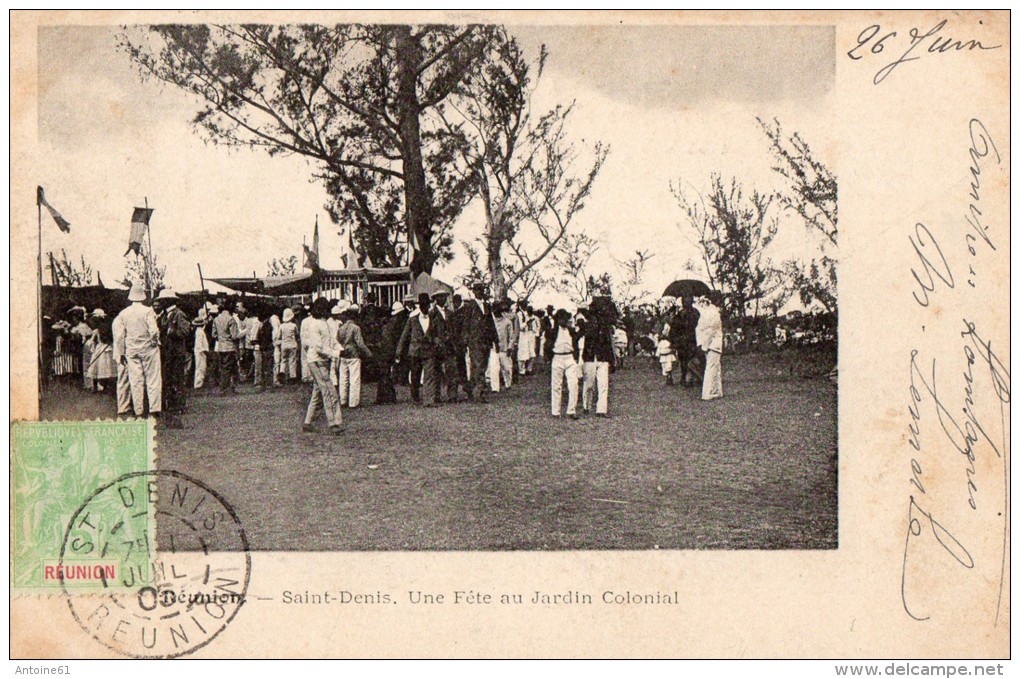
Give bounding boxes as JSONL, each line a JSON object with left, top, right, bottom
{"left": 359, "top": 304, "right": 384, "bottom": 350}
{"left": 448, "top": 303, "right": 469, "bottom": 350}
{"left": 159, "top": 307, "right": 191, "bottom": 355}
{"left": 379, "top": 312, "right": 406, "bottom": 362}
{"left": 397, "top": 310, "right": 447, "bottom": 359}
{"left": 256, "top": 318, "right": 275, "bottom": 350}
{"left": 582, "top": 316, "right": 616, "bottom": 364}
{"left": 461, "top": 300, "right": 498, "bottom": 353}
{"left": 669, "top": 306, "right": 700, "bottom": 353}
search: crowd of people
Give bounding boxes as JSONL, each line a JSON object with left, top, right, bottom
{"left": 42, "top": 281, "right": 726, "bottom": 433}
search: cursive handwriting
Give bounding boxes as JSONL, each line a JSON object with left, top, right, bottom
{"left": 848, "top": 20, "right": 1003, "bottom": 85}
{"left": 909, "top": 223, "right": 954, "bottom": 307}
{"left": 909, "top": 321, "right": 1007, "bottom": 509}
{"left": 899, "top": 116, "right": 1008, "bottom": 625}
{"left": 903, "top": 318, "right": 1009, "bottom": 619}
{"left": 965, "top": 119, "right": 1001, "bottom": 286}
{"left": 961, "top": 319, "right": 1010, "bottom": 406}
{"left": 901, "top": 494, "right": 974, "bottom": 621}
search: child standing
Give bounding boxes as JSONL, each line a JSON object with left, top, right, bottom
{"left": 657, "top": 338, "right": 676, "bottom": 385}
{"left": 279, "top": 307, "right": 299, "bottom": 384}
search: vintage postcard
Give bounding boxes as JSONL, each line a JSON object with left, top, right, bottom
{"left": 9, "top": 10, "right": 1009, "bottom": 659}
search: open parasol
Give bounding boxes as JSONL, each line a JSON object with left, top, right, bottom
{"left": 662, "top": 279, "right": 711, "bottom": 299}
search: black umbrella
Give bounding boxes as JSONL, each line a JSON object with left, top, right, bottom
{"left": 662, "top": 279, "right": 711, "bottom": 299}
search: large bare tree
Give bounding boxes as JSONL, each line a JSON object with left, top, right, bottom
{"left": 548, "top": 232, "right": 601, "bottom": 304}
{"left": 672, "top": 175, "right": 780, "bottom": 320}
{"left": 758, "top": 117, "right": 837, "bottom": 314}
{"left": 436, "top": 29, "right": 608, "bottom": 301}
{"left": 122, "top": 24, "right": 495, "bottom": 274}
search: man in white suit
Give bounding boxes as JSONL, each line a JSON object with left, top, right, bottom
{"left": 695, "top": 293, "right": 724, "bottom": 401}
{"left": 119, "top": 283, "right": 162, "bottom": 416}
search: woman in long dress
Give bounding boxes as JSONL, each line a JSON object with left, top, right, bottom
{"left": 69, "top": 308, "right": 93, "bottom": 390}
{"left": 695, "top": 294, "right": 724, "bottom": 401}
{"left": 86, "top": 309, "right": 116, "bottom": 393}
{"left": 50, "top": 320, "right": 76, "bottom": 382}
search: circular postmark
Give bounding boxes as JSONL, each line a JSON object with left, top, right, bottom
{"left": 59, "top": 470, "right": 251, "bottom": 659}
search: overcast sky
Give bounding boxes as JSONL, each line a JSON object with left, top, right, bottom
{"left": 37, "top": 22, "right": 835, "bottom": 304}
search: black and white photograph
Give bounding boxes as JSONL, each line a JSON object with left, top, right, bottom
{"left": 34, "top": 21, "right": 838, "bottom": 551}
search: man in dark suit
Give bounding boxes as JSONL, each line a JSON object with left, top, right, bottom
{"left": 581, "top": 295, "right": 618, "bottom": 416}
{"left": 461, "top": 283, "right": 499, "bottom": 403}
{"left": 447, "top": 294, "right": 469, "bottom": 400}
{"left": 154, "top": 289, "right": 191, "bottom": 427}
{"left": 374, "top": 301, "right": 405, "bottom": 404}
{"left": 396, "top": 293, "right": 446, "bottom": 406}
{"left": 431, "top": 291, "right": 462, "bottom": 403}
{"left": 669, "top": 295, "right": 702, "bottom": 386}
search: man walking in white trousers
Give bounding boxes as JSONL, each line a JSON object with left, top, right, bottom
{"left": 111, "top": 306, "right": 132, "bottom": 416}
{"left": 336, "top": 303, "right": 374, "bottom": 408}
{"left": 548, "top": 309, "right": 580, "bottom": 419}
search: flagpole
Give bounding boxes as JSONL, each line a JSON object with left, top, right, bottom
{"left": 37, "top": 191, "right": 43, "bottom": 390}
{"left": 144, "top": 196, "right": 155, "bottom": 296}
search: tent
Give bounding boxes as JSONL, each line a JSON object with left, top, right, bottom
{"left": 206, "top": 271, "right": 318, "bottom": 297}
{"left": 408, "top": 271, "right": 453, "bottom": 298}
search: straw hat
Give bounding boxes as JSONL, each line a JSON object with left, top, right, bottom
{"left": 157, "top": 288, "right": 178, "bottom": 301}
{"left": 91, "top": 308, "right": 106, "bottom": 318}
{"left": 390, "top": 301, "right": 403, "bottom": 316}
{"left": 127, "top": 284, "right": 146, "bottom": 302}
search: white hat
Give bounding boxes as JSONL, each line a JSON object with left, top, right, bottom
{"left": 332, "top": 299, "right": 351, "bottom": 316}
{"left": 157, "top": 288, "right": 178, "bottom": 301}
{"left": 282, "top": 308, "right": 294, "bottom": 322}
{"left": 91, "top": 308, "right": 106, "bottom": 318}
{"left": 209, "top": 304, "right": 220, "bottom": 314}
{"left": 348, "top": 303, "right": 360, "bottom": 313}
{"left": 128, "top": 284, "right": 146, "bottom": 302}
{"left": 390, "top": 301, "right": 403, "bottom": 316}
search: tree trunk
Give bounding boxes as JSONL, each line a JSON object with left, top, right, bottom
{"left": 487, "top": 225, "right": 507, "bottom": 301}
{"left": 394, "top": 27, "right": 433, "bottom": 276}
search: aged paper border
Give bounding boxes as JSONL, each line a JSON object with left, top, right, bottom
{"left": 10, "top": 9, "right": 1010, "bottom": 658}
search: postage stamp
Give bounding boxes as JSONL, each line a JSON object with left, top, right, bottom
{"left": 61, "top": 470, "right": 251, "bottom": 658}
{"left": 11, "top": 419, "right": 154, "bottom": 593}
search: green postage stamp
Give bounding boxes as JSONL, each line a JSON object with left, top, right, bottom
{"left": 11, "top": 419, "right": 155, "bottom": 594}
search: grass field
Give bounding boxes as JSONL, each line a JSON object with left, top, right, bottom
{"left": 40, "top": 351, "right": 838, "bottom": 551}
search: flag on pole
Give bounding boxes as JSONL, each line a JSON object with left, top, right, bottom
{"left": 312, "top": 216, "right": 320, "bottom": 261}
{"left": 125, "top": 207, "right": 153, "bottom": 256}
{"left": 302, "top": 243, "right": 319, "bottom": 270}
{"left": 37, "top": 186, "right": 71, "bottom": 233}
{"left": 304, "top": 217, "right": 321, "bottom": 270}
{"left": 339, "top": 225, "right": 351, "bottom": 268}
{"left": 408, "top": 225, "right": 421, "bottom": 261}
